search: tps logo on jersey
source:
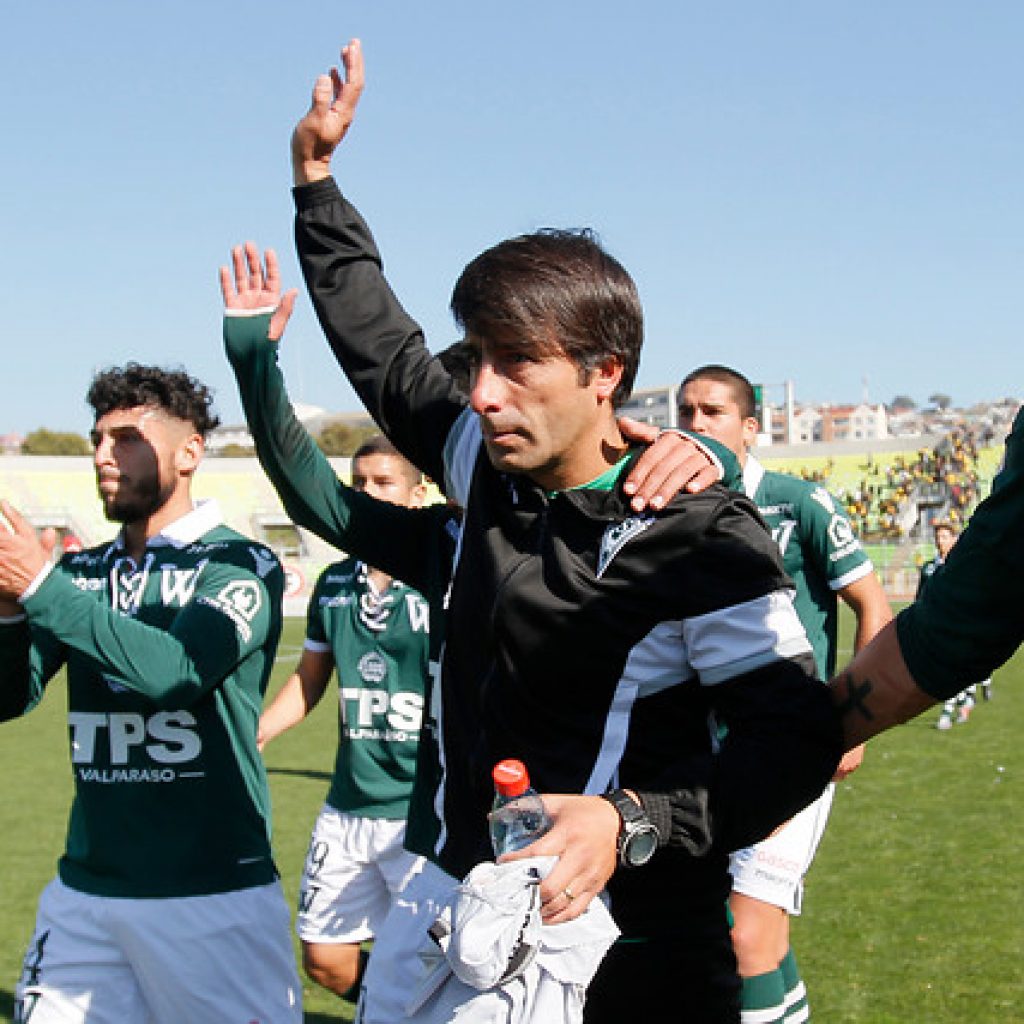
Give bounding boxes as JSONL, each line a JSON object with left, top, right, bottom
{"left": 199, "top": 580, "right": 263, "bottom": 642}
{"left": 597, "top": 515, "right": 655, "bottom": 578}
{"left": 357, "top": 651, "right": 388, "bottom": 684}
{"left": 69, "top": 710, "right": 203, "bottom": 783}
{"left": 339, "top": 687, "right": 424, "bottom": 738}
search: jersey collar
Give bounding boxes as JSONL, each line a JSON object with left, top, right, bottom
{"left": 741, "top": 454, "right": 765, "bottom": 499}
{"left": 112, "top": 499, "right": 224, "bottom": 552}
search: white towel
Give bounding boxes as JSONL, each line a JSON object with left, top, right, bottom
{"left": 405, "top": 857, "right": 620, "bottom": 1024}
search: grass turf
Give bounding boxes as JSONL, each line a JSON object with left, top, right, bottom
{"left": 0, "top": 613, "right": 1020, "bottom": 1021}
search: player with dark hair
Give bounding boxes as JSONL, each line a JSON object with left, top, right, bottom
{"left": 678, "top": 363, "right": 891, "bottom": 1024}
{"left": 0, "top": 364, "right": 301, "bottom": 1023}
{"left": 86, "top": 362, "right": 221, "bottom": 437}
{"left": 285, "top": 42, "right": 842, "bottom": 1024}
{"left": 257, "top": 432, "right": 431, "bottom": 1001}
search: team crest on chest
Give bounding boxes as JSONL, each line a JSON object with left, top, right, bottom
{"left": 597, "top": 515, "right": 655, "bottom": 578}
{"left": 358, "top": 651, "right": 388, "bottom": 684}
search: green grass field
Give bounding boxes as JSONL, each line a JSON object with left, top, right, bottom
{"left": 1, "top": 613, "right": 1020, "bottom": 1022}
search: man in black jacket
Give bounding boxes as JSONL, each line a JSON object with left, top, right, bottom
{"left": 287, "top": 39, "right": 842, "bottom": 1024}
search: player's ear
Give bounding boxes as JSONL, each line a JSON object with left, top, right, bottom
{"left": 590, "top": 357, "right": 624, "bottom": 403}
{"left": 742, "top": 416, "right": 759, "bottom": 448}
{"left": 176, "top": 432, "right": 204, "bottom": 476}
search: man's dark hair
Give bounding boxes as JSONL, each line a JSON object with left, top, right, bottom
{"left": 352, "top": 433, "right": 423, "bottom": 485}
{"left": 87, "top": 363, "right": 220, "bottom": 437}
{"left": 680, "top": 364, "right": 757, "bottom": 421}
{"left": 449, "top": 229, "right": 642, "bottom": 406}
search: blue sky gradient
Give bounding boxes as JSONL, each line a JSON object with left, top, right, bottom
{"left": 3, "top": 1, "right": 1020, "bottom": 433}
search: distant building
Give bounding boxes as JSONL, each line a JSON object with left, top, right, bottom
{"left": 818, "top": 403, "right": 889, "bottom": 443}
{"left": 207, "top": 401, "right": 330, "bottom": 453}
{"left": 0, "top": 433, "right": 23, "bottom": 455}
{"left": 618, "top": 385, "right": 679, "bottom": 429}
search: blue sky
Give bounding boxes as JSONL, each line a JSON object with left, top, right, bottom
{"left": 2, "top": 1, "right": 1020, "bottom": 434}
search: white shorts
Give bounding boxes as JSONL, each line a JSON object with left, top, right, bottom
{"left": 296, "top": 803, "right": 425, "bottom": 945}
{"left": 355, "top": 859, "right": 458, "bottom": 1024}
{"left": 728, "top": 784, "right": 835, "bottom": 915}
{"left": 13, "top": 876, "right": 302, "bottom": 1024}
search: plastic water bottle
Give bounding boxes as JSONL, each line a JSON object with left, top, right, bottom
{"left": 489, "top": 758, "right": 552, "bottom": 857}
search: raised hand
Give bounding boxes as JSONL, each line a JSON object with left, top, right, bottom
{"left": 292, "top": 38, "right": 365, "bottom": 185}
{"left": 219, "top": 242, "right": 297, "bottom": 342}
{"left": 0, "top": 502, "right": 56, "bottom": 601}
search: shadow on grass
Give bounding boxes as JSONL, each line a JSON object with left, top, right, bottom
{"left": 0, "top": 988, "right": 350, "bottom": 1023}
{"left": 267, "top": 766, "right": 333, "bottom": 782}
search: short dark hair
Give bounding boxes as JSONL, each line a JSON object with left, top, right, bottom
{"left": 679, "top": 364, "right": 757, "bottom": 420}
{"left": 449, "top": 229, "right": 642, "bottom": 406}
{"left": 87, "top": 363, "right": 220, "bottom": 437}
{"left": 352, "top": 433, "right": 423, "bottom": 486}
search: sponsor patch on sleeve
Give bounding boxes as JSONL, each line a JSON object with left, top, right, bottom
{"left": 198, "top": 580, "right": 263, "bottom": 642}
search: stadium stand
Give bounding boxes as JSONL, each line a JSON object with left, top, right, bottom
{"left": 0, "top": 455, "right": 369, "bottom": 616}
{"left": 0, "top": 425, "right": 1004, "bottom": 608}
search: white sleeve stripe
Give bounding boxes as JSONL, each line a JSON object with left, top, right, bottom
{"left": 829, "top": 561, "right": 874, "bottom": 591}
{"left": 223, "top": 306, "right": 277, "bottom": 318}
{"left": 20, "top": 561, "right": 55, "bottom": 603}
{"left": 683, "top": 590, "right": 813, "bottom": 686}
{"left": 303, "top": 639, "right": 331, "bottom": 653}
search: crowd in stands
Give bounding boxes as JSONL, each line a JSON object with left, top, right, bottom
{"left": 781, "top": 426, "right": 989, "bottom": 543}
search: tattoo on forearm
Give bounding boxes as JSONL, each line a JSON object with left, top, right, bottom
{"left": 835, "top": 672, "right": 874, "bottom": 721}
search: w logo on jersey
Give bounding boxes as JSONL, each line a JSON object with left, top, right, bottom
{"left": 597, "top": 515, "right": 655, "bottom": 578}
{"left": 110, "top": 554, "right": 154, "bottom": 616}
{"left": 160, "top": 560, "right": 207, "bottom": 607}
{"left": 405, "top": 594, "right": 430, "bottom": 634}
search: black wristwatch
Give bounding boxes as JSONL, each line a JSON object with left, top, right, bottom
{"left": 601, "top": 789, "right": 660, "bottom": 868}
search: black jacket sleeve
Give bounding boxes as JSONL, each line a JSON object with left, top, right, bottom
{"left": 293, "top": 177, "right": 466, "bottom": 485}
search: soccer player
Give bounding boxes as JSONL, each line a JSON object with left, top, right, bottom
{"left": 916, "top": 520, "right": 989, "bottom": 729}
{"left": 286, "top": 41, "right": 842, "bottom": 1024}
{"left": 830, "top": 404, "right": 1023, "bottom": 744}
{"left": 677, "top": 365, "right": 892, "bottom": 1024}
{"left": 0, "top": 365, "right": 301, "bottom": 1023}
{"left": 257, "top": 434, "right": 431, "bottom": 1000}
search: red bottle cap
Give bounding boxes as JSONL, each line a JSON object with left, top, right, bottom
{"left": 492, "top": 758, "right": 529, "bottom": 797}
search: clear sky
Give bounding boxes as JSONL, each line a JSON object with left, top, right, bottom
{"left": 2, "top": 1, "right": 1020, "bottom": 435}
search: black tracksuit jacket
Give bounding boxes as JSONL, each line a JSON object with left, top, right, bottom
{"left": 294, "top": 177, "right": 842, "bottom": 937}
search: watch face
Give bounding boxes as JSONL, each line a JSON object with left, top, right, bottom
{"left": 625, "top": 826, "right": 659, "bottom": 867}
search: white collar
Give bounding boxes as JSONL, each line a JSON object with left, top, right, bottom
{"left": 112, "top": 499, "right": 223, "bottom": 552}
{"left": 741, "top": 454, "right": 764, "bottom": 499}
